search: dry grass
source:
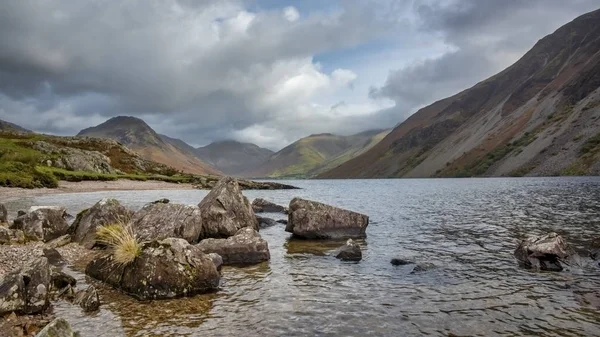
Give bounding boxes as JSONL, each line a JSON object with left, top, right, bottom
{"left": 96, "top": 221, "right": 141, "bottom": 265}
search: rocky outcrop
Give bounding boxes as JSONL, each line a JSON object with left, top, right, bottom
{"left": 74, "top": 286, "right": 100, "bottom": 312}
{"left": 71, "top": 199, "right": 133, "bottom": 248}
{"left": 131, "top": 202, "right": 202, "bottom": 243}
{"left": 85, "top": 238, "right": 220, "bottom": 300}
{"left": 34, "top": 140, "right": 116, "bottom": 174}
{"left": 196, "top": 228, "right": 270, "bottom": 265}
{"left": 35, "top": 318, "right": 80, "bottom": 337}
{"left": 514, "top": 232, "right": 575, "bottom": 271}
{"left": 334, "top": 239, "right": 362, "bottom": 261}
{"left": 0, "top": 257, "right": 51, "bottom": 315}
{"left": 0, "top": 203, "right": 7, "bottom": 223}
{"left": 198, "top": 177, "right": 258, "bottom": 239}
{"left": 11, "top": 206, "right": 70, "bottom": 242}
{"left": 252, "top": 198, "right": 288, "bottom": 214}
{"left": 256, "top": 216, "right": 278, "bottom": 229}
{"left": 286, "top": 198, "right": 369, "bottom": 239}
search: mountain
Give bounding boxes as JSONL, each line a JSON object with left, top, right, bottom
{"left": 77, "top": 116, "right": 221, "bottom": 175}
{"left": 0, "top": 119, "right": 31, "bottom": 133}
{"left": 195, "top": 140, "right": 274, "bottom": 175}
{"left": 319, "top": 8, "right": 600, "bottom": 178}
{"left": 245, "top": 129, "right": 390, "bottom": 178}
{"left": 159, "top": 134, "right": 200, "bottom": 157}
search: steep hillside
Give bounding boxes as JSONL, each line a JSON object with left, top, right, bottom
{"left": 0, "top": 119, "right": 31, "bottom": 133}
{"left": 319, "top": 8, "right": 600, "bottom": 178}
{"left": 195, "top": 140, "right": 274, "bottom": 175}
{"left": 245, "top": 129, "right": 389, "bottom": 178}
{"left": 78, "top": 116, "right": 221, "bottom": 175}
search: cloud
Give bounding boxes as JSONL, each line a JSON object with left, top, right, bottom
{"left": 283, "top": 6, "right": 300, "bottom": 22}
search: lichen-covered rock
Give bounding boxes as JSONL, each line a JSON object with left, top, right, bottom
{"left": 207, "top": 253, "right": 223, "bottom": 271}
{"left": 44, "top": 234, "right": 72, "bottom": 249}
{"left": 71, "top": 199, "right": 133, "bottom": 249}
{"left": 0, "top": 203, "right": 7, "bottom": 223}
{"left": 74, "top": 286, "right": 100, "bottom": 312}
{"left": 514, "top": 232, "right": 575, "bottom": 271}
{"left": 196, "top": 228, "right": 270, "bottom": 265}
{"left": 131, "top": 202, "right": 202, "bottom": 243}
{"left": 35, "top": 318, "right": 80, "bottom": 337}
{"left": 256, "top": 216, "right": 278, "bottom": 229}
{"left": 34, "top": 140, "right": 116, "bottom": 174}
{"left": 0, "top": 257, "right": 51, "bottom": 315}
{"left": 85, "top": 238, "right": 220, "bottom": 300}
{"left": 251, "top": 198, "right": 288, "bottom": 214}
{"left": 11, "top": 206, "right": 70, "bottom": 242}
{"left": 335, "top": 239, "right": 362, "bottom": 262}
{"left": 198, "top": 177, "right": 258, "bottom": 239}
{"left": 286, "top": 198, "right": 369, "bottom": 239}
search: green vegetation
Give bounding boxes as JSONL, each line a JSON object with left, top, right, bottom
{"left": 0, "top": 138, "right": 58, "bottom": 188}
{"left": 562, "top": 132, "right": 600, "bottom": 175}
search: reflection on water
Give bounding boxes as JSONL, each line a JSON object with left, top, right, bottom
{"left": 4, "top": 177, "right": 600, "bottom": 336}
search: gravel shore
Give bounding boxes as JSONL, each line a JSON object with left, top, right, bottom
{"left": 0, "top": 241, "right": 92, "bottom": 277}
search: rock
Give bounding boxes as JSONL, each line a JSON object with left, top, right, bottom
{"left": 335, "top": 239, "right": 362, "bottom": 261}
{"left": 131, "top": 202, "right": 202, "bottom": 243}
{"left": 17, "top": 210, "right": 26, "bottom": 217}
{"left": 286, "top": 198, "right": 369, "bottom": 239}
{"left": 251, "top": 198, "right": 288, "bottom": 214}
{"left": 0, "top": 226, "right": 11, "bottom": 244}
{"left": 71, "top": 199, "right": 133, "bottom": 249}
{"left": 198, "top": 177, "right": 259, "bottom": 239}
{"left": 152, "top": 198, "right": 170, "bottom": 204}
{"left": 196, "top": 228, "right": 270, "bottom": 265}
{"left": 0, "top": 203, "right": 7, "bottom": 223}
{"left": 50, "top": 270, "right": 76, "bottom": 291}
{"left": 11, "top": 206, "right": 70, "bottom": 242}
{"left": 391, "top": 258, "right": 414, "bottom": 266}
{"left": 74, "top": 286, "right": 100, "bottom": 312}
{"left": 11, "top": 230, "right": 25, "bottom": 244}
{"left": 514, "top": 232, "right": 575, "bottom": 271}
{"left": 33, "top": 139, "right": 116, "bottom": 175}
{"left": 44, "top": 234, "right": 71, "bottom": 249}
{"left": 411, "top": 262, "right": 436, "bottom": 273}
{"left": 590, "top": 238, "right": 600, "bottom": 261}
{"left": 0, "top": 257, "right": 51, "bottom": 315}
{"left": 85, "top": 238, "right": 220, "bottom": 300}
{"left": 207, "top": 253, "right": 223, "bottom": 271}
{"left": 35, "top": 318, "right": 80, "bottom": 337}
{"left": 43, "top": 248, "right": 65, "bottom": 266}
{"left": 256, "top": 216, "right": 279, "bottom": 229}
{"left": 277, "top": 219, "right": 288, "bottom": 225}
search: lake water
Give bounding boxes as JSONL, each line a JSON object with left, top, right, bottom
{"left": 4, "top": 177, "right": 600, "bottom": 336}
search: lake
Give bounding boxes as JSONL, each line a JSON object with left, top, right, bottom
{"left": 3, "top": 177, "right": 600, "bottom": 336}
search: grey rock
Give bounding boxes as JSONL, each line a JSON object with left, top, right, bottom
{"left": 71, "top": 199, "right": 133, "bottom": 249}
{"left": 152, "top": 198, "right": 170, "bottom": 204}
{"left": 17, "top": 210, "right": 26, "bottom": 217}
{"left": 85, "top": 238, "right": 220, "bottom": 300}
{"left": 391, "top": 258, "right": 414, "bottom": 266}
{"left": 11, "top": 206, "right": 70, "bottom": 242}
{"left": 0, "top": 257, "right": 51, "bottom": 315}
{"left": 0, "top": 227, "right": 10, "bottom": 244}
{"left": 335, "top": 239, "right": 362, "bottom": 262}
{"left": 74, "top": 286, "right": 100, "bottom": 312}
{"left": 0, "top": 203, "right": 7, "bottom": 223}
{"left": 35, "top": 318, "right": 80, "bottom": 337}
{"left": 131, "top": 202, "right": 202, "bottom": 243}
{"left": 277, "top": 219, "right": 288, "bottom": 225}
{"left": 514, "top": 232, "right": 575, "bottom": 271}
{"left": 34, "top": 140, "right": 116, "bottom": 174}
{"left": 50, "top": 270, "right": 77, "bottom": 291}
{"left": 196, "top": 228, "right": 270, "bottom": 265}
{"left": 44, "top": 234, "right": 72, "bottom": 249}
{"left": 286, "top": 198, "right": 369, "bottom": 239}
{"left": 411, "top": 263, "right": 437, "bottom": 273}
{"left": 251, "top": 198, "right": 288, "bottom": 214}
{"left": 256, "top": 216, "right": 278, "bottom": 229}
{"left": 207, "top": 253, "right": 223, "bottom": 271}
{"left": 198, "top": 177, "right": 259, "bottom": 239}
{"left": 43, "top": 248, "right": 65, "bottom": 266}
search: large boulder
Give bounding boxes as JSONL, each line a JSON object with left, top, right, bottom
{"left": 11, "top": 206, "right": 70, "bottom": 242}
{"left": 286, "top": 198, "right": 369, "bottom": 239}
{"left": 0, "top": 257, "right": 51, "bottom": 315}
{"left": 514, "top": 232, "right": 575, "bottom": 271}
{"left": 334, "top": 239, "right": 362, "bottom": 262}
{"left": 71, "top": 199, "right": 133, "bottom": 248}
{"left": 35, "top": 318, "right": 80, "bottom": 337}
{"left": 0, "top": 203, "right": 7, "bottom": 223}
{"left": 85, "top": 238, "right": 220, "bottom": 300}
{"left": 251, "top": 198, "right": 288, "bottom": 214}
{"left": 197, "top": 177, "right": 258, "bottom": 239}
{"left": 196, "top": 228, "right": 270, "bottom": 265}
{"left": 131, "top": 202, "right": 202, "bottom": 243}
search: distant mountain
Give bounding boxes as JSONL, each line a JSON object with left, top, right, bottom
{"left": 77, "top": 116, "right": 221, "bottom": 175}
{"left": 195, "top": 140, "right": 274, "bottom": 175}
{"left": 244, "top": 129, "right": 390, "bottom": 178}
{"left": 159, "top": 134, "right": 200, "bottom": 157}
{"left": 319, "top": 8, "right": 600, "bottom": 178}
{"left": 0, "top": 119, "right": 31, "bottom": 133}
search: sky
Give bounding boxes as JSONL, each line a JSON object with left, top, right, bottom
{"left": 0, "top": 0, "right": 598, "bottom": 150}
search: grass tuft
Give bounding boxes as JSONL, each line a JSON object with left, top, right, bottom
{"left": 96, "top": 221, "right": 141, "bottom": 265}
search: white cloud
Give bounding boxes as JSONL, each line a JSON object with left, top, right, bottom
{"left": 283, "top": 6, "right": 300, "bottom": 22}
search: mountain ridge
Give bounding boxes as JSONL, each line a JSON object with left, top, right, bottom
{"left": 195, "top": 140, "right": 274, "bottom": 175}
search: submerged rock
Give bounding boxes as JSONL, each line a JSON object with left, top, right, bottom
{"left": 256, "top": 216, "right": 279, "bottom": 229}
{"left": 251, "top": 198, "right": 288, "bottom": 214}
{"left": 411, "top": 262, "right": 436, "bottom": 273}
{"left": 514, "top": 232, "right": 575, "bottom": 271}
{"left": 198, "top": 177, "right": 258, "bottom": 239}
{"left": 0, "top": 257, "right": 51, "bottom": 315}
{"left": 286, "top": 198, "right": 369, "bottom": 239}
{"left": 152, "top": 198, "right": 170, "bottom": 204}
{"left": 196, "top": 228, "right": 270, "bottom": 265}
{"left": 335, "top": 239, "right": 362, "bottom": 262}
{"left": 390, "top": 258, "right": 414, "bottom": 266}
{"left": 131, "top": 202, "right": 202, "bottom": 243}
{"left": 50, "top": 270, "right": 77, "bottom": 292}
{"left": 277, "top": 219, "right": 288, "bottom": 225}
{"left": 85, "top": 238, "right": 220, "bottom": 300}
{"left": 74, "top": 286, "right": 100, "bottom": 312}
{"left": 11, "top": 206, "right": 70, "bottom": 242}
{"left": 35, "top": 318, "right": 80, "bottom": 337}
{"left": 71, "top": 199, "right": 133, "bottom": 249}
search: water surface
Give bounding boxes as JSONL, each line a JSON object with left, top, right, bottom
{"left": 4, "top": 178, "right": 600, "bottom": 336}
